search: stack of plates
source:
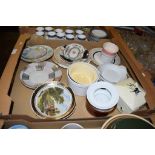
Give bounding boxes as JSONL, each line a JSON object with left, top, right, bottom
{"left": 20, "top": 61, "right": 62, "bottom": 89}
{"left": 21, "top": 45, "right": 53, "bottom": 62}
{"left": 89, "top": 29, "right": 108, "bottom": 41}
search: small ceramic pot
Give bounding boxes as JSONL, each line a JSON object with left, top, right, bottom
{"left": 48, "top": 31, "right": 56, "bottom": 39}
{"left": 65, "top": 29, "right": 74, "bottom": 34}
{"left": 36, "top": 27, "right": 44, "bottom": 31}
{"left": 56, "top": 32, "right": 65, "bottom": 39}
{"left": 66, "top": 34, "right": 74, "bottom": 40}
{"left": 76, "top": 30, "right": 84, "bottom": 35}
{"left": 45, "top": 27, "right": 53, "bottom": 32}
{"left": 77, "top": 34, "right": 86, "bottom": 40}
{"left": 35, "top": 31, "right": 44, "bottom": 36}
{"left": 55, "top": 28, "right": 63, "bottom": 33}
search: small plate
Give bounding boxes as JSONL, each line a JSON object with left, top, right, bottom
{"left": 20, "top": 61, "right": 62, "bottom": 89}
{"left": 63, "top": 43, "right": 85, "bottom": 61}
{"left": 53, "top": 46, "right": 90, "bottom": 69}
{"left": 90, "top": 48, "right": 121, "bottom": 65}
{"left": 21, "top": 45, "right": 54, "bottom": 62}
{"left": 31, "top": 82, "right": 75, "bottom": 119}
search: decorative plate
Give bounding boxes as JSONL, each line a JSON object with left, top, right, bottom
{"left": 21, "top": 45, "right": 54, "bottom": 62}
{"left": 31, "top": 82, "right": 75, "bottom": 119}
{"left": 63, "top": 43, "right": 85, "bottom": 61}
{"left": 53, "top": 45, "right": 90, "bottom": 69}
{"left": 20, "top": 61, "right": 62, "bottom": 89}
{"left": 90, "top": 48, "right": 121, "bottom": 65}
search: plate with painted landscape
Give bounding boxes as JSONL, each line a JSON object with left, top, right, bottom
{"left": 31, "top": 82, "right": 75, "bottom": 119}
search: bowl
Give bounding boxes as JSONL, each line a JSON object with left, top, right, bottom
{"left": 86, "top": 81, "right": 119, "bottom": 113}
{"left": 67, "top": 62, "right": 99, "bottom": 96}
{"left": 65, "top": 29, "right": 74, "bottom": 34}
{"left": 61, "top": 123, "right": 84, "bottom": 129}
{"left": 66, "top": 34, "right": 74, "bottom": 40}
{"left": 101, "top": 114, "right": 155, "bottom": 129}
{"left": 8, "top": 124, "right": 29, "bottom": 129}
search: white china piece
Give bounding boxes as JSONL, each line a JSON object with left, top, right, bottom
{"left": 90, "top": 48, "right": 121, "bottom": 65}
{"left": 35, "top": 31, "right": 44, "bottom": 36}
{"left": 63, "top": 43, "right": 85, "bottom": 61}
{"left": 91, "top": 29, "right": 107, "bottom": 39}
{"left": 87, "top": 81, "right": 119, "bottom": 110}
{"left": 67, "top": 62, "right": 99, "bottom": 96}
{"left": 53, "top": 44, "right": 90, "bottom": 68}
{"left": 21, "top": 45, "right": 54, "bottom": 63}
{"left": 66, "top": 34, "right": 74, "bottom": 40}
{"left": 20, "top": 61, "right": 62, "bottom": 89}
{"left": 36, "top": 27, "right": 44, "bottom": 31}
{"left": 98, "top": 64, "right": 127, "bottom": 83}
{"left": 76, "top": 30, "right": 84, "bottom": 35}
{"left": 65, "top": 29, "right": 74, "bottom": 34}
{"left": 77, "top": 34, "right": 86, "bottom": 40}
{"left": 61, "top": 123, "right": 84, "bottom": 129}
{"left": 55, "top": 28, "right": 63, "bottom": 33}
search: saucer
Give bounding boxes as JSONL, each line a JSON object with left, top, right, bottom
{"left": 90, "top": 48, "right": 121, "bottom": 65}
{"left": 53, "top": 46, "right": 90, "bottom": 68}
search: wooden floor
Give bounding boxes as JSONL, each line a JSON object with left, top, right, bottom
{"left": 0, "top": 27, "right": 19, "bottom": 77}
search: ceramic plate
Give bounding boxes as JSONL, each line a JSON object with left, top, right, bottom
{"left": 63, "top": 43, "right": 85, "bottom": 61}
{"left": 21, "top": 45, "right": 54, "bottom": 62}
{"left": 20, "top": 61, "right": 62, "bottom": 89}
{"left": 53, "top": 46, "right": 90, "bottom": 69}
{"left": 31, "top": 82, "right": 75, "bottom": 119}
{"left": 90, "top": 48, "right": 121, "bottom": 65}
{"left": 87, "top": 82, "right": 119, "bottom": 110}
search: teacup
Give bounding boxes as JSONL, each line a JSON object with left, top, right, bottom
{"left": 100, "top": 42, "right": 119, "bottom": 64}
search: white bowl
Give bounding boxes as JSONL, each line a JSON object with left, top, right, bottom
{"left": 77, "top": 34, "right": 86, "bottom": 40}
{"left": 35, "top": 31, "right": 44, "bottom": 36}
{"left": 87, "top": 81, "right": 119, "bottom": 110}
{"left": 56, "top": 32, "right": 65, "bottom": 38}
{"left": 61, "top": 123, "right": 84, "bottom": 129}
{"left": 36, "top": 27, "right": 44, "bottom": 31}
{"left": 65, "top": 29, "right": 74, "bottom": 34}
{"left": 98, "top": 64, "right": 127, "bottom": 83}
{"left": 76, "top": 30, "right": 84, "bottom": 35}
{"left": 55, "top": 28, "right": 63, "bottom": 33}
{"left": 45, "top": 27, "right": 53, "bottom": 31}
{"left": 66, "top": 34, "right": 74, "bottom": 40}
{"left": 67, "top": 62, "right": 99, "bottom": 96}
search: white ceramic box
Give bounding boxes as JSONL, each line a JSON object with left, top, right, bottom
{"left": 115, "top": 78, "right": 146, "bottom": 113}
